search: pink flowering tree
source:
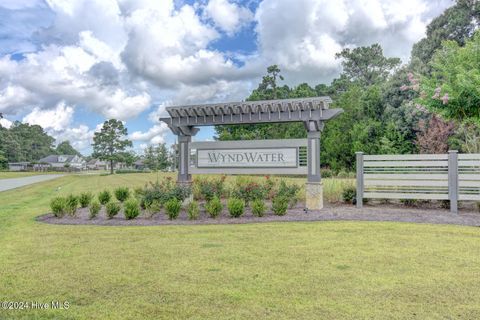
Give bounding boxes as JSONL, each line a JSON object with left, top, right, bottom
{"left": 413, "top": 31, "right": 480, "bottom": 123}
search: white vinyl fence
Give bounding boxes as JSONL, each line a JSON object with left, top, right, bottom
{"left": 356, "top": 151, "right": 480, "bottom": 213}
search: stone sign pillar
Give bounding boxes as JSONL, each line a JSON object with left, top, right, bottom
{"left": 305, "top": 121, "right": 323, "bottom": 210}
{"left": 177, "top": 134, "right": 191, "bottom": 184}
{"left": 170, "top": 126, "right": 199, "bottom": 185}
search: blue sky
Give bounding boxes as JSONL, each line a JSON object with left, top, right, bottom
{"left": 0, "top": 0, "right": 454, "bottom": 155}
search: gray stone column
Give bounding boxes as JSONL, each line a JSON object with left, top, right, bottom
{"left": 305, "top": 122, "right": 323, "bottom": 210}
{"left": 177, "top": 134, "right": 191, "bottom": 183}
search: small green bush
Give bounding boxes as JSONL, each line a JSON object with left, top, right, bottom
{"left": 321, "top": 168, "right": 333, "bottom": 178}
{"left": 272, "top": 196, "right": 289, "bottom": 216}
{"left": 145, "top": 199, "right": 161, "bottom": 218}
{"left": 78, "top": 192, "right": 93, "bottom": 208}
{"left": 124, "top": 198, "right": 140, "bottom": 220}
{"left": 187, "top": 200, "right": 200, "bottom": 220}
{"left": 114, "top": 187, "right": 130, "bottom": 202}
{"left": 106, "top": 202, "right": 121, "bottom": 219}
{"left": 342, "top": 186, "right": 356, "bottom": 204}
{"left": 165, "top": 198, "right": 182, "bottom": 220}
{"left": 50, "top": 197, "right": 66, "bottom": 217}
{"left": 227, "top": 198, "right": 245, "bottom": 218}
{"left": 251, "top": 199, "right": 266, "bottom": 217}
{"left": 276, "top": 180, "right": 300, "bottom": 208}
{"left": 205, "top": 196, "right": 223, "bottom": 218}
{"left": 337, "top": 170, "right": 350, "bottom": 178}
{"left": 89, "top": 200, "right": 101, "bottom": 219}
{"left": 65, "top": 194, "right": 78, "bottom": 216}
{"left": 98, "top": 190, "right": 111, "bottom": 205}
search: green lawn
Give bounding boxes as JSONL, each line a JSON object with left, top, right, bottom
{"left": 1, "top": 173, "right": 480, "bottom": 319}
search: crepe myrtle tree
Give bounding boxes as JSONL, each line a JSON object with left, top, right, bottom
{"left": 92, "top": 119, "right": 132, "bottom": 174}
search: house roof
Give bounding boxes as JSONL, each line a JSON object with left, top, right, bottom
{"left": 38, "top": 155, "right": 78, "bottom": 163}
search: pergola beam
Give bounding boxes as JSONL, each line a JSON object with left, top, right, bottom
{"left": 161, "top": 108, "right": 342, "bottom": 128}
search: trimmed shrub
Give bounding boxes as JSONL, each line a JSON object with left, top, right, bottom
{"left": 65, "top": 194, "right": 78, "bottom": 216}
{"left": 98, "top": 190, "right": 111, "bottom": 205}
{"left": 187, "top": 200, "right": 200, "bottom": 220}
{"left": 195, "top": 176, "right": 226, "bottom": 201}
{"left": 89, "top": 200, "right": 101, "bottom": 219}
{"left": 232, "top": 181, "right": 267, "bottom": 205}
{"left": 272, "top": 196, "right": 289, "bottom": 216}
{"left": 106, "top": 202, "right": 121, "bottom": 219}
{"left": 78, "top": 192, "right": 93, "bottom": 208}
{"left": 227, "top": 198, "right": 245, "bottom": 218}
{"left": 165, "top": 198, "right": 182, "bottom": 220}
{"left": 114, "top": 187, "right": 130, "bottom": 202}
{"left": 145, "top": 199, "right": 161, "bottom": 218}
{"left": 342, "top": 186, "right": 356, "bottom": 204}
{"left": 50, "top": 197, "right": 66, "bottom": 217}
{"left": 251, "top": 199, "right": 266, "bottom": 217}
{"left": 124, "top": 198, "right": 140, "bottom": 220}
{"left": 276, "top": 180, "right": 300, "bottom": 208}
{"left": 205, "top": 196, "right": 223, "bottom": 218}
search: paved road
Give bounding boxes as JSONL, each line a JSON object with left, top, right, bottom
{"left": 0, "top": 174, "right": 64, "bottom": 192}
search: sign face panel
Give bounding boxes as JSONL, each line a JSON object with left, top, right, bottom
{"left": 197, "top": 148, "right": 297, "bottom": 168}
{"left": 190, "top": 139, "right": 308, "bottom": 175}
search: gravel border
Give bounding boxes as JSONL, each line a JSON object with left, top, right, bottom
{"left": 36, "top": 203, "right": 480, "bottom": 227}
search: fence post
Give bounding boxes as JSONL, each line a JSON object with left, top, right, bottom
{"left": 448, "top": 150, "right": 458, "bottom": 214}
{"left": 356, "top": 152, "right": 364, "bottom": 208}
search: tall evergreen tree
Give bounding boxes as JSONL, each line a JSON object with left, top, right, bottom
{"left": 92, "top": 119, "right": 132, "bottom": 174}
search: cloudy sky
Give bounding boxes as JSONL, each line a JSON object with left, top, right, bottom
{"left": 0, "top": 0, "right": 454, "bottom": 154}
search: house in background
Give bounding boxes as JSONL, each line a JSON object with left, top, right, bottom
{"left": 86, "top": 158, "right": 127, "bottom": 171}
{"left": 8, "top": 162, "right": 30, "bottom": 171}
{"left": 37, "top": 155, "right": 86, "bottom": 171}
{"left": 134, "top": 159, "right": 145, "bottom": 170}
{"left": 86, "top": 159, "right": 108, "bottom": 170}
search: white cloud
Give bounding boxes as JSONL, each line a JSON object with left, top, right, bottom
{"left": 130, "top": 123, "right": 169, "bottom": 145}
{"left": 253, "top": 0, "right": 454, "bottom": 85}
{"left": 22, "top": 101, "right": 74, "bottom": 131}
{"left": 0, "top": 117, "right": 13, "bottom": 128}
{"left": 205, "top": 0, "right": 253, "bottom": 35}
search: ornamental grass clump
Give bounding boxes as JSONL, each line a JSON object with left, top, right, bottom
{"left": 124, "top": 198, "right": 140, "bottom": 220}
{"left": 272, "top": 196, "right": 289, "bottom": 216}
{"left": 98, "top": 190, "right": 111, "bottom": 205}
{"left": 251, "top": 199, "right": 266, "bottom": 217}
{"left": 165, "top": 198, "right": 182, "bottom": 220}
{"left": 187, "top": 200, "right": 200, "bottom": 220}
{"left": 65, "top": 194, "right": 78, "bottom": 216}
{"left": 106, "top": 202, "right": 121, "bottom": 219}
{"left": 78, "top": 192, "right": 93, "bottom": 208}
{"left": 89, "top": 200, "right": 101, "bottom": 219}
{"left": 205, "top": 196, "right": 223, "bottom": 218}
{"left": 114, "top": 187, "right": 130, "bottom": 202}
{"left": 50, "top": 197, "right": 67, "bottom": 218}
{"left": 227, "top": 198, "right": 245, "bottom": 218}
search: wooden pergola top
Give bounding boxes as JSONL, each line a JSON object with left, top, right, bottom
{"left": 164, "top": 97, "right": 333, "bottom": 118}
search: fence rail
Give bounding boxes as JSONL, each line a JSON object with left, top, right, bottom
{"left": 356, "top": 150, "right": 480, "bottom": 213}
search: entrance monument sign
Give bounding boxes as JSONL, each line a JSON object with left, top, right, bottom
{"left": 160, "top": 97, "right": 342, "bottom": 210}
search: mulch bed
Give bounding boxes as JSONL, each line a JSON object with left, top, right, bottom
{"left": 36, "top": 202, "right": 480, "bottom": 227}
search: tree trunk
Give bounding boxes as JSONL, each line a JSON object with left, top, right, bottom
{"left": 110, "top": 159, "right": 114, "bottom": 175}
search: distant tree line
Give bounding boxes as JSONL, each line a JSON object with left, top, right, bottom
{"left": 215, "top": 0, "right": 480, "bottom": 171}
{"left": 0, "top": 121, "right": 81, "bottom": 169}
